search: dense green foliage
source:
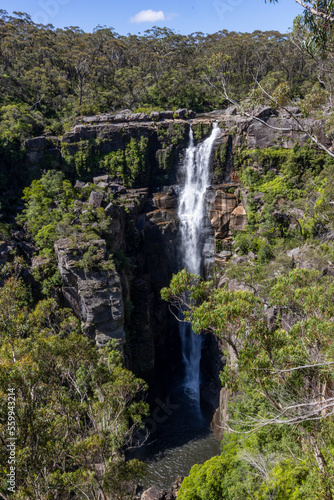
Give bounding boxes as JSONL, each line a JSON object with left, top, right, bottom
{"left": 0, "top": 11, "right": 319, "bottom": 138}
{"left": 163, "top": 263, "right": 334, "bottom": 498}
{"left": 101, "top": 136, "right": 149, "bottom": 187}
{"left": 0, "top": 264, "right": 148, "bottom": 499}
{"left": 13, "top": 170, "right": 117, "bottom": 299}
{"left": 232, "top": 144, "right": 334, "bottom": 259}
{"left": 269, "top": 1, "right": 334, "bottom": 48}
{"left": 2, "top": 4, "right": 334, "bottom": 498}
{"left": 17, "top": 170, "right": 113, "bottom": 253}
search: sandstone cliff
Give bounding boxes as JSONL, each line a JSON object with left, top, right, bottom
{"left": 19, "top": 106, "right": 334, "bottom": 431}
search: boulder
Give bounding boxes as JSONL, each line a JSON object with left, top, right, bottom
{"left": 209, "top": 190, "right": 239, "bottom": 239}
{"left": 141, "top": 486, "right": 167, "bottom": 500}
{"left": 24, "top": 136, "right": 56, "bottom": 150}
{"left": 150, "top": 111, "right": 160, "bottom": 121}
{"left": 230, "top": 204, "right": 247, "bottom": 231}
{"left": 74, "top": 180, "right": 86, "bottom": 189}
{"left": 160, "top": 110, "right": 174, "bottom": 120}
{"left": 72, "top": 125, "right": 97, "bottom": 140}
{"left": 147, "top": 209, "right": 179, "bottom": 234}
{"left": 287, "top": 247, "right": 301, "bottom": 259}
{"left": 24, "top": 136, "right": 60, "bottom": 166}
{"left": 211, "top": 190, "right": 238, "bottom": 213}
{"left": 93, "top": 174, "right": 111, "bottom": 184}
{"left": 113, "top": 112, "right": 131, "bottom": 122}
{"left": 247, "top": 251, "right": 257, "bottom": 260}
{"left": 88, "top": 191, "right": 104, "bottom": 208}
{"left": 279, "top": 106, "right": 301, "bottom": 118}
{"left": 224, "top": 278, "right": 254, "bottom": 293}
{"left": 286, "top": 245, "right": 333, "bottom": 272}
{"left": 152, "top": 187, "right": 178, "bottom": 210}
{"left": 224, "top": 105, "right": 237, "bottom": 115}
{"left": 174, "top": 108, "right": 188, "bottom": 119}
{"left": 217, "top": 250, "right": 232, "bottom": 259}
{"left": 17, "top": 241, "right": 36, "bottom": 258}
{"left": 174, "top": 108, "right": 195, "bottom": 119}
{"left": 127, "top": 112, "right": 149, "bottom": 122}
{"left": 109, "top": 184, "right": 126, "bottom": 194}
{"left": 254, "top": 106, "right": 278, "bottom": 119}
{"left": 253, "top": 192, "right": 264, "bottom": 205}
{"left": 0, "top": 241, "right": 17, "bottom": 265}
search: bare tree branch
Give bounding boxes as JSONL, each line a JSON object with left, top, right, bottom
{"left": 295, "top": 0, "right": 334, "bottom": 22}
{"left": 253, "top": 76, "right": 334, "bottom": 158}
{"left": 258, "top": 361, "right": 334, "bottom": 373}
{"left": 205, "top": 67, "right": 334, "bottom": 159}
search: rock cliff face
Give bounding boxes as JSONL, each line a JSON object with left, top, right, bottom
{"left": 54, "top": 238, "right": 125, "bottom": 348}
{"left": 51, "top": 174, "right": 181, "bottom": 384}
{"left": 22, "top": 107, "right": 333, "bottom": 431}
{"left": 24, "top": 106, "right": 333, "bottom": 179}
{"left": 208, "top": 186, "right": 246, "bottom": 241}
{"left": 25, "top": 113, "right": 193, "bottom": 192}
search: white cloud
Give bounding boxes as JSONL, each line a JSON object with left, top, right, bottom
{"left": 130, "top": 9, "right": 166, "bottom": 23}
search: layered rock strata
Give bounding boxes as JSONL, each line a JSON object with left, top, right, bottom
{"left": 54, "top": 238, "right": 125, "bottom": 348}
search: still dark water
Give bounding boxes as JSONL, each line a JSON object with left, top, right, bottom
{"left": 128, "top": 382, "right": 221, "bottom": 491}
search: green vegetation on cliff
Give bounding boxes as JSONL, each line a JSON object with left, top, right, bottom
{"left": 18, "top": 170, "right": 113, "bottom": 253}
{"left": 0, "top": 262, "right": 148, "bottom": 499}
{"left": 162, "top": 120, "right": 334, "bottom": 499}
{"left": 1, "top": 4, "right": 334, "bottom": 498}
{"left": 163, "top": 259, "right": 334, "bottom": 499}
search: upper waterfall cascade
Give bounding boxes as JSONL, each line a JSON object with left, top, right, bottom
{"left": 178, "top": 122, "right": 221, "bottom": 401}
{"left": 178, "top": 122, "right": 221, "bottom": 275}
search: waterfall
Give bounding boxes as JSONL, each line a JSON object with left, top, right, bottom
{"left": 178, "top": 122, "right": 220, "bottom": 402}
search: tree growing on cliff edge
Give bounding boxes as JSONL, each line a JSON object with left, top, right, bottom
{"left": 201, "top": 1, "right": 334, "bottom": 163}
{"left": 268, "top": 0, "right": 334, "bottom": 22}
{"left": 162, "top": 268, "right": 334, "bottom": 499}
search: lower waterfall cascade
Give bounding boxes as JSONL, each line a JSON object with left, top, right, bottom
{"left": 129, "top": 122, "right": 222, "bottom": 491}
{"left": 177, "top": 122, "right": 221, "bottom": 402}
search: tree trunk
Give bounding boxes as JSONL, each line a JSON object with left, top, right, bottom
{"left": 309, "top": 433, "right": 333, "bottom": 500}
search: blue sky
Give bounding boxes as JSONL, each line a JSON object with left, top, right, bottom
{"left": 1, "top": 0, "right": 304, "bottom": 35}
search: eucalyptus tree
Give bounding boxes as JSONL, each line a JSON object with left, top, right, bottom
{"left": 162, "top": 268, "right": 334, "bottom": 498}
{"left": 0, "top": 269, "right": 149, "bottom": 500}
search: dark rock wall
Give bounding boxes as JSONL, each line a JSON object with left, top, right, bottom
{"left": 126, "top": 191, "right": 181, "bottom": 386}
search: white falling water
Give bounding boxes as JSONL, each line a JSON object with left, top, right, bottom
{"left": 178, "top": 122, "right": 220, "bottom": 402}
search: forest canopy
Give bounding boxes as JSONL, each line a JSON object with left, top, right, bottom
{"left": 0, "top": 10, "right": 321, "bottom": 138}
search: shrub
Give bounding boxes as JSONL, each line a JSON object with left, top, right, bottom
{"left": 258, "top": 242, "right": 274, "bottom": 264}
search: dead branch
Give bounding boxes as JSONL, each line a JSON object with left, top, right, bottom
{"left": 295, "top": 0, "right": 334, "bottom": 23}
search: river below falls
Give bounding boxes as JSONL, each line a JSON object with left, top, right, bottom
{"left": 128, "top": 382, "right": 221, "bottom": 491}
{"left": 140, "top": 432, "right": 221, "bottom": 491}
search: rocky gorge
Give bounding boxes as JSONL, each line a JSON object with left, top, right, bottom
{"left": 4, "top": 107, "right": 330, "bottom": 415}
{"left": 2, "top": 105, "right": 333, "bottom": 497}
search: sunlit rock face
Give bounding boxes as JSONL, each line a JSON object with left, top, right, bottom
{"left": 54, "top": 238, "right": 125, "bottom": 348}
